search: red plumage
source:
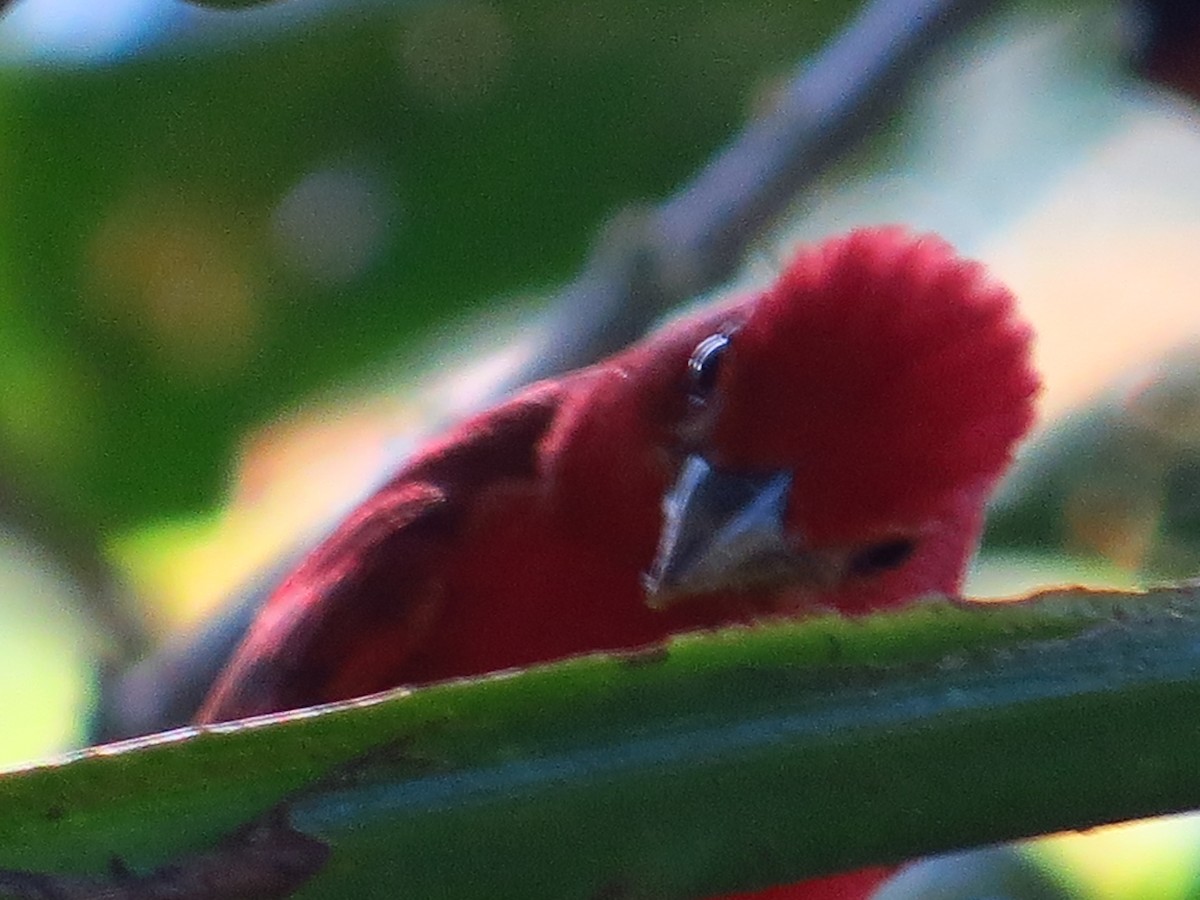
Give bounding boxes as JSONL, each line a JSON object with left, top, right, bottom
{"left": 199, "top": 227, "right": 1039, "bottom": 899}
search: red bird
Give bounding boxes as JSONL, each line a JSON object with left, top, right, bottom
{"left": 199, "top": 227, "right": 1039, "bottom": 898}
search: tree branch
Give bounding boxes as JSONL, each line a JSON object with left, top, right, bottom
{"left": 518, "top": 0, "right": 1002, "bottom": 385}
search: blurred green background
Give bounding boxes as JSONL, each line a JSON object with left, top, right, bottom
{"left": 1, "top": 0, "right": 850, "bottom": 533}
{"left": 7, "top": 0, "right": 1200, "bottom": 896}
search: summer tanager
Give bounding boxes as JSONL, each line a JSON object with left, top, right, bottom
{"left": 199, "top": 227, "right": 1039, "bottom": 898}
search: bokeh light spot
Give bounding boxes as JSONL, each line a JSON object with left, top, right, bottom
{"left": 0, "top": 528, "right": 95, "bottom": 766}
{"left": 84, "top": 191, "right": 262, "bottom": 383}
{"left": 270, "top": 164, "right": 394, "bottom": 287}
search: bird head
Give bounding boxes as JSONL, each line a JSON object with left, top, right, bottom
{"left": 639, "top": 227, "right": 1040, "bottom": 614}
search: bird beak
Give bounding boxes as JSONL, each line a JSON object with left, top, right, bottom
{"left": 644, "top": 454, "right": 838, "bottom": 609}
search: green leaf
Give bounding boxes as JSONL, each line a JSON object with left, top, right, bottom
{"left": 3, "top": 588, "right": 1200, "bottom": 897}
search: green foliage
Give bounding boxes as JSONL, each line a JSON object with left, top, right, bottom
{"left": 2, "top": 590, "right": 1199, "bottom": 898}
{"left": 0, "top": 1, "right": 851, "bottom": 533}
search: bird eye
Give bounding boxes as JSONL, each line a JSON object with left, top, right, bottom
{"left": 688, "top": 333, "right": 730, "bottom": 403}
{"left": 848, "top": 538, "right": 916, "bottom": 577}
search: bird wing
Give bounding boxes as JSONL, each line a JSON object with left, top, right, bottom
{"left": 197, "top": 387, "right": 562, "bottom": 723}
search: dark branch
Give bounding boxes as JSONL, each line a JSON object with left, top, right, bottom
{"left": 519, "top": 0, "right": 1003, "bottom": 386}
